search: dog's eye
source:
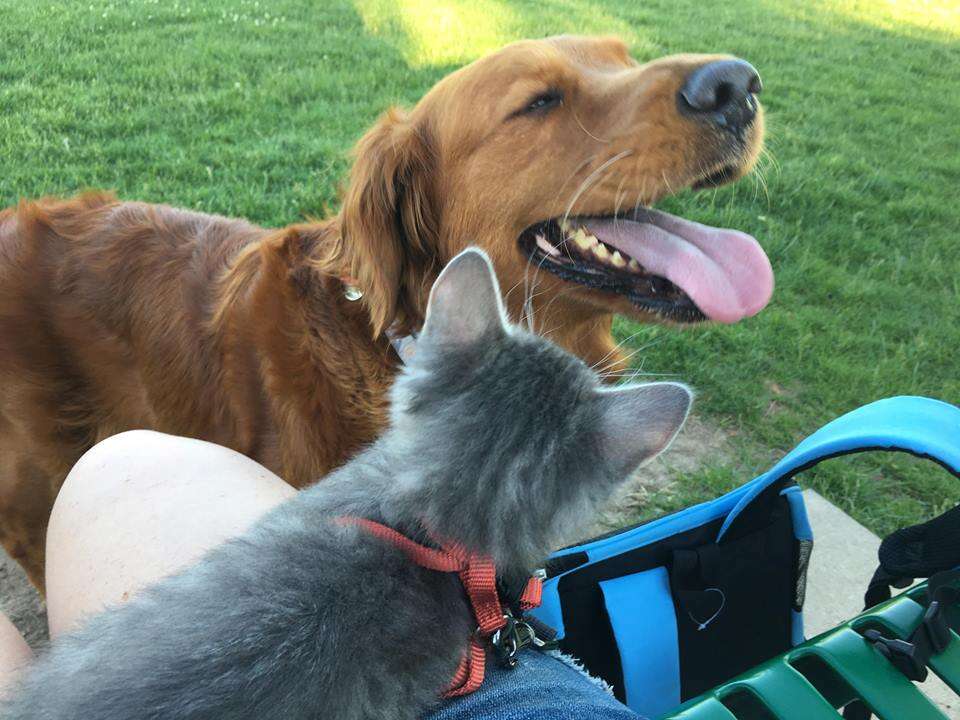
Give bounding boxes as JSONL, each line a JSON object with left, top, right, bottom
{"left": 514, "top": 90, "right": 563, "bottom": 118}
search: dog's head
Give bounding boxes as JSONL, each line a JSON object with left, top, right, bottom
{"left": 330, "top": 35, "right": 772, "bottom": 350}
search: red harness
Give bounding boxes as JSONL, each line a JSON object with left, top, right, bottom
{"left": 337, "top": 517, "right": 543, "bottom": 697}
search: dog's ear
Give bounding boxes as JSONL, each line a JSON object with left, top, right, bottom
{"left": 332, "top": 108, "right": 440, "bottom": 337}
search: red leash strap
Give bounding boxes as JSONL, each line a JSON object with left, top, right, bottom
{"left": 336, "top": 516, "right": 543, "bottom": 697}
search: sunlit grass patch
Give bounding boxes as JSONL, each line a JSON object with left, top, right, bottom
{"left": 806, "top": 0, "right": 960, "bottom": 38}
{"left": 355, "top": 0, "right": 518, "bottom": 67}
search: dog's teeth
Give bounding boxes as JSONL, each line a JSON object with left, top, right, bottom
{"left": 592, "top": 243, "right": 610, "bottom": 261}
{"left": 610, "top": 250, "right": 626, "bottom": 268}
{"left": 628, "top": 258, "right": 642, "bottom": 272}
{"left": 536, "top": 234, "right": 560, "bottom": 257}
{"left": 573, "top": 229, "right": 594, "bottom": 250}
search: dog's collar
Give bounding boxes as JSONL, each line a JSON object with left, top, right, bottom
{"left": 335, "top": 516, "right": 544, "bottom": 697}
{"left": 338, "top": 276, "right": 417, "bottom": 365}
{"left": 386, "top": 328, "right": 418, "bottom": 365}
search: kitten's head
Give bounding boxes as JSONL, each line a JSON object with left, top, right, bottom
{"left": 387, "top": 249, "right": 691, "bottom": 572}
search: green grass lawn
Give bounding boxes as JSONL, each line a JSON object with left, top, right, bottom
{"left": 2, "top": 0, "right": 958, "bottom": 536}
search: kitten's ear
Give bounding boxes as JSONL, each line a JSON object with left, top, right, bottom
{"left": 420, "top": 248, "right": 508, "bottom": 346}
{"left": 596, "top": 382, "right": 693, "bottom": 476}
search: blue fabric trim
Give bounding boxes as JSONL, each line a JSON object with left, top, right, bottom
{"left": 781, "top": 486, "right": 813, "bottom": 541}
{"left": 782, "top": 486, "right": 812, "bottom": 646}
{"left": 534, "top": 577, "right": 566, "bottom": 640}
{"left": 550, "top": 478, "right": 760, "bottom": 565}
{"left": 791, "top": 610, "right": 805, "bottom": 647}
{"left": 717, "top": 396, "right": 960, "bottom": 541}
{"left": 599, "top": 568, "right": 680, "bottom": 717}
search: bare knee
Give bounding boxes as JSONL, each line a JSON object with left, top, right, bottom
{"left": 60, "top": 430, "right": 233, "bottom": 506}
{"left": 50, "top": 428, "right": 295, "bottom": 573}
{"left": 79, "top": 429, "right": 179, "bottom": 467}
{"left": 46, "top": 431, "right": 294, "bottom": 637}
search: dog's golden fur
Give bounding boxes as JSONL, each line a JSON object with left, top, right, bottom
{"left": 0, "top": 36, "right": 763, "bottom": 589}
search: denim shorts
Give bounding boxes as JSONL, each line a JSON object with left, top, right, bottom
{"left": 426, "top": 650, "right": 640, "bottom": 720}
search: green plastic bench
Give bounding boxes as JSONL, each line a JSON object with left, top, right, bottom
{"left": 660, "top": 579, "right": 960, "bottom": 720}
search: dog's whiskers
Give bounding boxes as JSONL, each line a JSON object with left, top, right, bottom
{"left": 523, "top": 238, "right": 575, "bottom": 333}
{"left": 533, "top": 285, "right": 579, "bottom": 336}
{"left": 598, "top": 369, "right": 676, "bottom": 383}
{"left": 571, "top": 107, "right": 611, "bottom": 144}
{"left": 659, "top": 170, "right": 677, "bottom": 201}
{"left": 561, "top": 149, "right": 633, "bottom": 227}
{"left": 630, "top": 165, "right": 652, "bottom": 220}
{"left": 502, "top": 276, "right": 530, "bottom": 308}
{"left": 593, "top": 336, "right": 667, "bottom": 377}
{"left": 589, "top": 328, "right": 650, "bottom": 371}
{"left": 612, "top": 176, "right": 628, "bottom": 233}
{"left": 547, "top": 154, "right": 599, "bottom": 223}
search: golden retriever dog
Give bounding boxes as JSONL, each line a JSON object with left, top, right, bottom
{"left": 0, "top": 36, "right": 771, "bottom": 590}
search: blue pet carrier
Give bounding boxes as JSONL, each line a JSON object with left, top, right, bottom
{"left": 529, "top": 396, "right": 960, "bottom": 718}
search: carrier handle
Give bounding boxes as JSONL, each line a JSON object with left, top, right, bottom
{"left": 718, "top": 396, "right": 960, "bottom": 542}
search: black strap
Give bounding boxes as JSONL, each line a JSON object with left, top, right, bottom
{"left": 843, "top": 497, "right": 960, "bottom": 720}
{"left": 879, "top": 505, "right": 960, "bottom": 580}
{"left": 863, "top": 565, "right": 915, "bottom": 610}
{"left": 863, "top": 504, "right": 960, "bottom": 611}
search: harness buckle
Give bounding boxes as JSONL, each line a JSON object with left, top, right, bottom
{"left": 863, "top": 628, "right": 928, "bottom": 682}
{"left": 490, "top": 612, "right": 559, "bottom": 668}
{"left": 490, "top": 615, "right": 522, "bottom": 667}
{"left": 861, "top": 590, "right": 957, "bottom": 684}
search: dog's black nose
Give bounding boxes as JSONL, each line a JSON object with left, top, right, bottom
{"left": 679, "top": 59, "right": 762, "bottom": 132}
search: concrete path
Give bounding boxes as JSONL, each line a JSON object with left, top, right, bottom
{"left": 0, "top": 489, "right": 955, "bottom": 715}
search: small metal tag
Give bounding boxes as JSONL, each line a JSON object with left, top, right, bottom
{"left": 343, "top": 285, "right": 364, "bottom": 302}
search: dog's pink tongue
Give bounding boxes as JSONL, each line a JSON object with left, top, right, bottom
{"left": 585, "top": 210, "right": 773, "bottom": 323}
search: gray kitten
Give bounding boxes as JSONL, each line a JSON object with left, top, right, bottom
{"left": 3, "top": 248, "right": 691, "bottom": 720}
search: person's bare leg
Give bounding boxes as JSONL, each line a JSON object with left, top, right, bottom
{"left": 0, "top": 611, "right": 32, "bottom": 693}
{"left": 45, "top": 430, "right": 296, "bottom": 638}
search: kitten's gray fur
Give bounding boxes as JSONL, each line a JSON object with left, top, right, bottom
{"left": 3, "top": 248, "right": 691, "bottom": 720}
